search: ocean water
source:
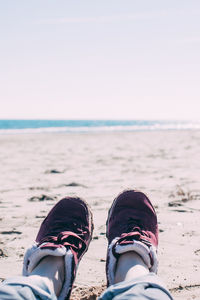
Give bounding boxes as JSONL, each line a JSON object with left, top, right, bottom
{"left": 0, "top": 120, "right": 199, "bottom": 134}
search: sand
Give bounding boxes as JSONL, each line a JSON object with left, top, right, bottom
{"left": 0, "top": 130, "right": 200, "bottom": 299}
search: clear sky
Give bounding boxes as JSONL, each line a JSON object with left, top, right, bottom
{"left": 0, "top": 0, "right": 200, "bottom": 120}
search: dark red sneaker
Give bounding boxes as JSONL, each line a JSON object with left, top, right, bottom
{"left": 23, "top": 197, "right": 93, "bottom": 300}
{"left": 106, "top": 190, "right": 158, "bottom": 286}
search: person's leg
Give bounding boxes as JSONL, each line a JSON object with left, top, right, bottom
{"left": 29, "top": 255, "right": 64, "bottom": 296}
{"left": 99, "top": 190, "right": 173, "bottom": 300}
{"left": 0, "top": 196, "right": 93, "bottom": 300}
{"left": 114, "top": 251, "right": 149, "bottom": 283}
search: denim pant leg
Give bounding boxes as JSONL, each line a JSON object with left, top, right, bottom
{"left": 99, "top": 273, "right": 173, "bottom": 300}
{"left": 0, "top": 276, "right": 57, "bottom": 300}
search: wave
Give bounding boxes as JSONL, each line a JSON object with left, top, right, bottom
{"left": 0, "top": 122, "right": 200, "bottom": 134}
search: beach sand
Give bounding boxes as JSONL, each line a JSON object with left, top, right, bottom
{"left": 0, "top": 130, "right": 200, "bottom": 299}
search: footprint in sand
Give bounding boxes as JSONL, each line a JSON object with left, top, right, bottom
{"left": 194, "top": 249, "right": 200, "bottom": 255}
{"left": 45, "top": 169, "right": 64, "bottom": 174}
{"left": 28, "top": 195, "right": 57, "bottom": 202}
{"left": 58, "top": 182, "right": 87, "bottom": 188}
{"left": 168, "top": 201, "right": 183, "bottom": 207}
{"left": 0, "top": 249, "right": 8, "bottom": 257}
{"left": 0, "top": 230, "right": 22, "bottom": 235}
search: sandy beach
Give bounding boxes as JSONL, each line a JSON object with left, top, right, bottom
{"left": 0, "top": 130, "right": 200, "bottom": 299}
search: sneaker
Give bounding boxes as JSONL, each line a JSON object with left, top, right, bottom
{"left": 23, "top": 197, "right": 93, "bottom": 300}
{"left": 106, "top": 190, "right": 158, "bottom": 286}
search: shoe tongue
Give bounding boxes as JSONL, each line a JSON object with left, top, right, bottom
{"left": 37, "top": 231, "right": 87, "bottom": 255}
{"left": 39, "top": 242, "right": 64, "bottom": 250}
{"left": 118, "top": 231, "right": 142, "bottom": 244}
{"left": 58, "top": 231, "right": 87, "bottom": 253}
{"left": 38, "top": 235, "right": 59, "bottom": 248}
{"left": 118, "top": 231, "right": 152, "bottom": 249}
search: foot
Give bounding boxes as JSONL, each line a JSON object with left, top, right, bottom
{"left": 106, "top": 190, "right": 158, "bottom": 286}
{"left": 23, "top": 197, "right": 93, "bottom": 300}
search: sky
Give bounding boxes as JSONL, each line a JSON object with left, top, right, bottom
{"left": 0, "top": 0, "right": 200, "bottom": 120}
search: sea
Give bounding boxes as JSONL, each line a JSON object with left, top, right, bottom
{"left": 0, "top": 119, "right": 199, "bottom": 134}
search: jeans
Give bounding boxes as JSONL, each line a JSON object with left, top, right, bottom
{"left": 0, "top": 273, "right": 173, "bottom": 300}
{"left": 0, "top": 276, "right": 56, "bottom": 300}
{"left": 99, "top": 273, "right": 173, "bottom": 300}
